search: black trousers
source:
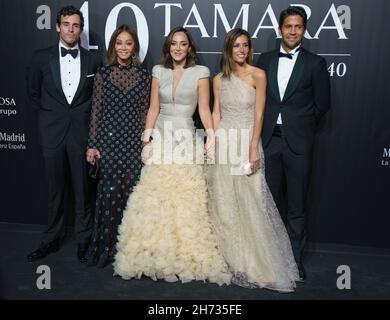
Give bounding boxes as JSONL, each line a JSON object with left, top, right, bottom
{"left": 263, "top": 125, "right": 312, "bottom": 265}
{"left": 41, "top": 135, "right": 92, "bottom": 245}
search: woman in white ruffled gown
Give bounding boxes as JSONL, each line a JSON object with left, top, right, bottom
{"left": 206, "top": 28, "right": 299, "bottom": 292}
{"left": 113, "top": 27, "right": 231, "bottom": 285}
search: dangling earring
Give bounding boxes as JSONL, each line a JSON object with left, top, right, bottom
{"left": 131, "top": 53, "right": 137, "bottom": 65}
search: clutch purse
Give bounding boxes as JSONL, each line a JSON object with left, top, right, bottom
{"left": 231, "top": 161, "right": 253, "bottom": 176}
{"left": 240, "top": 161, "right": 253, "bottom": 176}
{"left": 88, "top": 156, "right": 100, "bottom": 179}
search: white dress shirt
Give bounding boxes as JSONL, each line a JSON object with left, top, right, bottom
{"left": 59, "top": 42, "right": 81, "bottom": 105}
{"left": 276, "top": 45, "right": 301, "bottom": 124}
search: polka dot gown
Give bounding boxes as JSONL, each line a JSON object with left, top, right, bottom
{"left": 86, "top": 63, "right": 151, "bottom": 267}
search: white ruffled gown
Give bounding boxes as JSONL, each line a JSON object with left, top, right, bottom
{"left": 113, "top": 65, "right": 231, "bottom": 286}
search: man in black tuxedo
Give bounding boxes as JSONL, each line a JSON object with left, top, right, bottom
{"left": 257, "top": 6, "right": 330, "bottom": 281}
{"left": 27, "top": 6, "right": 101, "bottom": 262}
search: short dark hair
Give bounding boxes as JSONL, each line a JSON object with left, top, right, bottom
{"left": 56, "top": 5, "right": 84, "bottom": 30}
{"left": 279, "top": 6, "right": 307, "bottom": 29}
{"left": 160, "top": 27, "right": 197, "bottom": 69}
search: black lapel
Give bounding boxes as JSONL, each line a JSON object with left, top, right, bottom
{"left": 282, "top": 48, "right": 305, "bottom": 103}
{"left": 268, "top": 51, "right": 281, "bottom": 103}
{"left": 71, "top": 47, "right": 90, "bottom": 106}
{"left": 49, "top": 46, "right": 68, "bottom": 104}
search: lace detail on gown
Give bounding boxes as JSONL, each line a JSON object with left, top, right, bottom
{"left": 206, "top": 74, "right": 299, "bottom": 292}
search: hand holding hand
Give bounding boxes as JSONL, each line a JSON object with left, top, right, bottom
{"left": 204, "top": 130, "right": 216, "bottom": 163}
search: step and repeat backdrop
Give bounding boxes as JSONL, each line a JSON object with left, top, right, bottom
{"left": 0, "top": 0, "right": 389, "bottom": 248}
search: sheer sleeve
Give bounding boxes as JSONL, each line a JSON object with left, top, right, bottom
{"left": 87, "top": 70, "right": 104, "bottom": 149}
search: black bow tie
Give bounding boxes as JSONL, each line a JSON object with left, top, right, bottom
{"left": 278, "top": 52, "right": 293, "bottom": 59}
{"left": 61, "top": 47, "right": 78, "bottom": 59}
{"left": 278, "top": 47, "right": 300, "bottom": 59}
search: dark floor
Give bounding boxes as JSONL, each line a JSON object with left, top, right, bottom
{"left": 1, "top": 222, "right": 389, "bottom": 300}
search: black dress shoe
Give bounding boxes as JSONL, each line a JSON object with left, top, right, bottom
{"left": 77, "top": 243, "right": 89, "bottom": 263}
{"left": 27, "top": 240, "right": 60, "bottom": 262}
{"left": 297, "top": 263, "right": 307, "bottom": 282}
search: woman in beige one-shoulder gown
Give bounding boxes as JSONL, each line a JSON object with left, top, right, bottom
{"left": 206, "top": 28, "right": 299, "bottom": 293}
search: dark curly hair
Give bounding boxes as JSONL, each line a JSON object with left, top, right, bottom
{"left": 279, "top": 6, "right": 307, "bottom": 29}
{"left": 56, "top": 5, "right": 84, "bottom": 30}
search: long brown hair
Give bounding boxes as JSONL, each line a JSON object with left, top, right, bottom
{"left": 106, "top": 25, "right": 141, "bottom": 66}
{"left": 160, "top": 27, "right": 197, "bottom": 69}
{"left": 221, "top": 28, "right": 253, "bottom": 78}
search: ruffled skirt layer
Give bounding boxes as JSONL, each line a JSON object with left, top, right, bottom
{"left": 113, "top": 163, "right": 231, "bottom": 286}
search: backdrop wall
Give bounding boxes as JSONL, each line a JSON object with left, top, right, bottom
{"left": 1, "top": 0, "right": 389, "bottom": 248}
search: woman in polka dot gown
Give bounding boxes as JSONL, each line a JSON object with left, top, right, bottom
{"left": 85, "top": 25, "right": 151, "bottom": 267}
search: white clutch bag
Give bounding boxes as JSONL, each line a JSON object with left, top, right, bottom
{"left": 230, "top": 160, "right": 253, "bottom": 176}
{"left": 240, "top": 161, "right": 253, "bottom": 176}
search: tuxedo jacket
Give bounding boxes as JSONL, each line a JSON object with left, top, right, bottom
{"left": 27, "top": 45, "right": 102, "bottom": 149}
{"left": 257, "top": 47, "right": 330, "bottom": 154}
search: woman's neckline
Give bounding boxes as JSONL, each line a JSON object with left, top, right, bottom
{"left": 231, "top": 72, "right": 256, "bottom": 91}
